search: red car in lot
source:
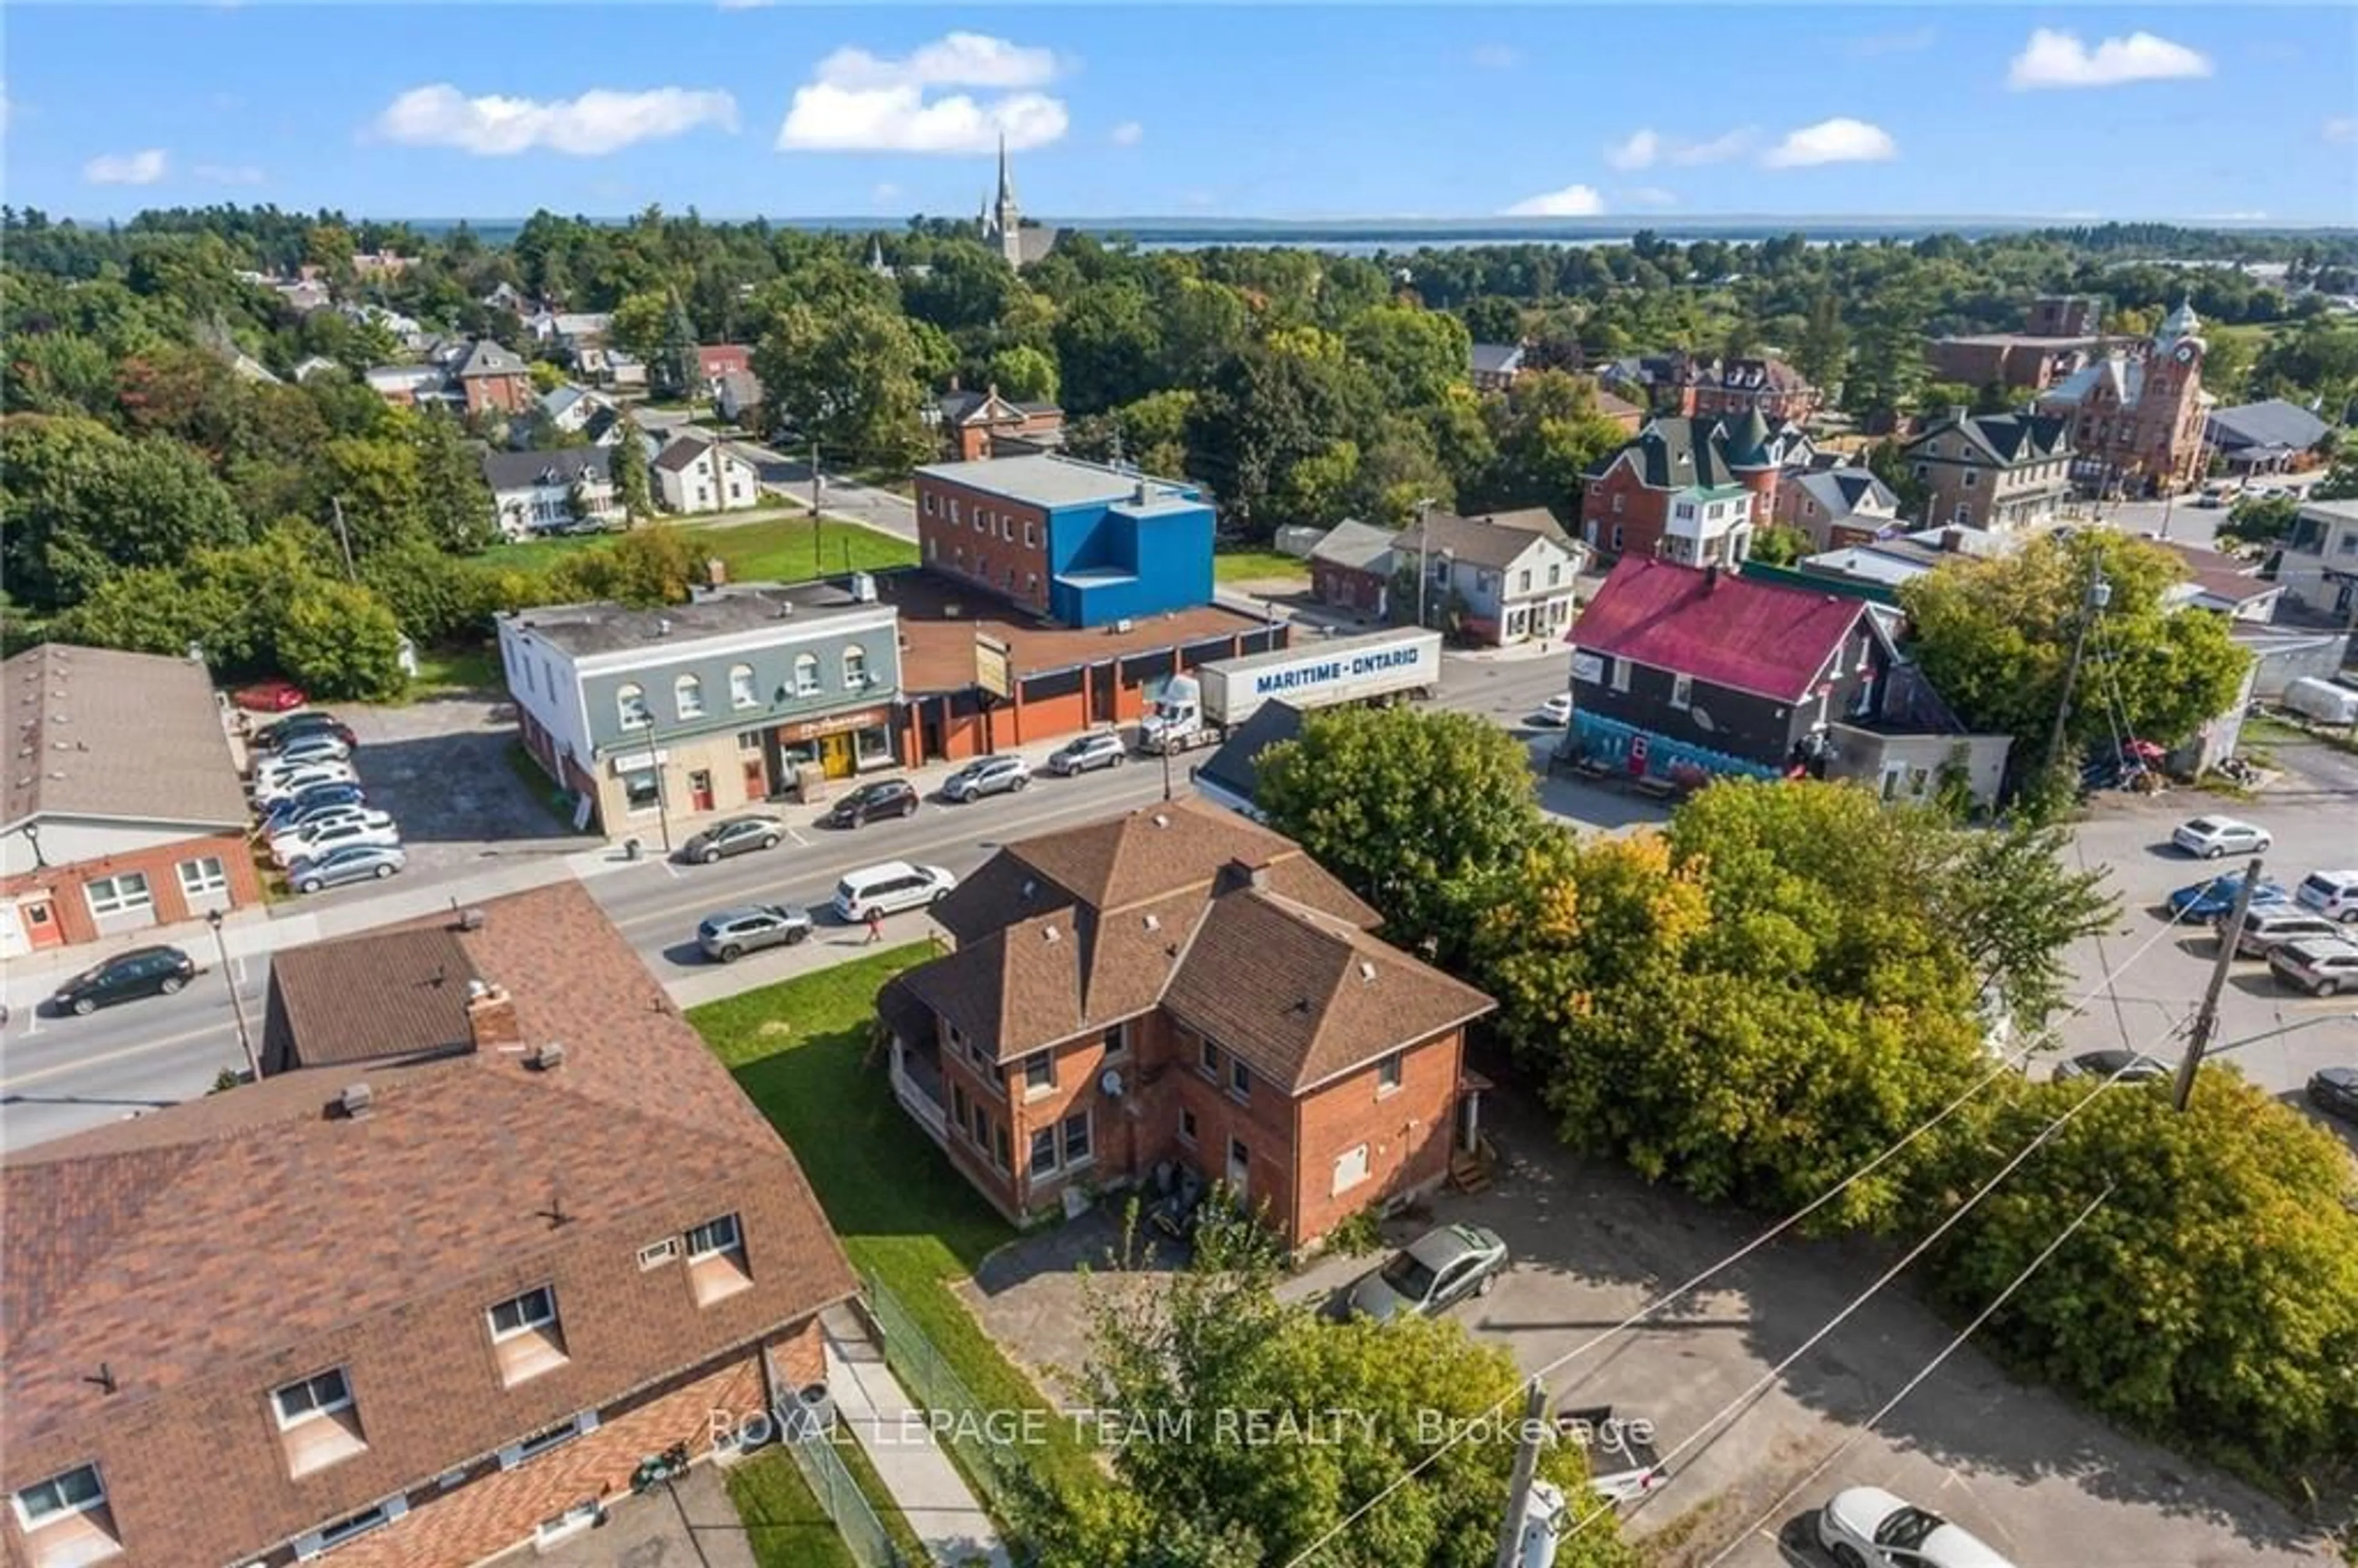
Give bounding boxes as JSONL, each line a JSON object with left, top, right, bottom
{"left": 232, "top": 680, "right": 309, "bottom": 713}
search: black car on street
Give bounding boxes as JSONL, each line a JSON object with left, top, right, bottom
{"left": 819, "top": 778, "right": 919, "bottom": 829}
{"left": 52, "top": 946, "right": 201, "bottom": 1016}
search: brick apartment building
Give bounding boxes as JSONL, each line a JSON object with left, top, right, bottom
{"left": 1580, "top": 411, "right": 1794, "bottom": 563}
{"left": 1926, "top": 295, "right": 2115, "bottom": 394}
{"left": 878, "top": 801, "right": 1495, "bottom": 1251}
{"left": 912, "top": 453, "right": 1215, "bottom": 627}
{"left": 451, "top": 340, "right": 535, "bottom": 417}
{"left": 1899, "top": 408, "right": 2074, "bottom": 533}
{"left": 0, "top": 645, "right": 263, "bottom": 959}
{"left": 1605, "top": 353, "right": 1819, "bottom": 423}
{"left": 2, "top": 882, "right": 854, "bottom": 1568}
{"left": 934, "top": 384, "right": 1066, "bottom": 462}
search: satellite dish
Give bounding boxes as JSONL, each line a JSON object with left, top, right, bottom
{"left": 1099, "top": 1068, "right": 1126, "bottom": 1099}
{"left": 1690, "top": 706, "right": 1718, "bottom": 733}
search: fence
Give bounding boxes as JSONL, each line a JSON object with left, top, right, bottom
{"left": 766, "top": 1348, "right": 903, "bottom": 1568}
{"left": 860, "top": 1271, "right": 1030, "bottom": 1515}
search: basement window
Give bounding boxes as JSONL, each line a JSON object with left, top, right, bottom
{"left": 486, "top": 1285, "right": 568, "bottom": 1386}
{"left": 686, "top": 1213, "right": 753, "bottom": 1306}
{"left": 499, "top": 1411, "right": 600, "bottom": 1470}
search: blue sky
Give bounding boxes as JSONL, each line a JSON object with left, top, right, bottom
{"left": 4, "top": 6, "right": 2354, "bottom": 224}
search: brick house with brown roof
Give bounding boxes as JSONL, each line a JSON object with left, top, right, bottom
{"left": 877, "top": 799, "right": 1495, "bottom": 1252}
{"left": 2, "top": 882, "right": 854, "bottom": 1568}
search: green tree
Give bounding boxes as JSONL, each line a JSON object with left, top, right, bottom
{"left": 1458, "top": 295, "right": 1524, "bottom": 348}
{"left": 987, "top": 343, "right": 1060, "bottom": 404}
{"left": 1926, "top": 1073, "right": 2358, "bottom": 1478}
{"left": 324, "top": 430, "right": 430, "bottom": 559}
{"left": 555, "top": 522, "right": 696, "bottom": 607}
{"left": 1899, "top": 532, "right": 2252, "bottom": 776}
{"left": 610, "top": 420, "right": 655, "bottom": 521}
{"left": 412, "top": 413, "right": 494, "bottom": 554}
{"left": 1746, "top": 522, "right": 1812, "bottom": 567}
{"left": 1258, "top": 706, "right": 1543, "bottom": 967}
{"left": 609, "top": 289, "right": 672, "bottom": 365}
{"left": 1054, "top": 280, "right": 1164, "bottom": 414}
{"left": 1345, "top": 303, "right": 1472, "bottom": 407}
{"left": 1186, "top": 345, "right": 1379, "bottom": 538}
{"left": 275, "top": 580, "right": 408, "bottom": 701}
{"left": 750, "top": 301, "right": 932, "bottom": 469}
{"left": 2217, "top": 493, "right": 2300, "bottom": 548}
{"left": 1029, "top": 1219, "right": 1633, "bottom": 1568}
{"left": 1, "top": 414, "right": 250, "bottom": 611}
{"left": 2311, "top": 456, "right": 2358, "bottom": 502}
{"left": 1479, "top": 370, "right": 1630, "bottom": 512}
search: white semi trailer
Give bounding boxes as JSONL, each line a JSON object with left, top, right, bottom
{"left": 1137, "top": 627, "right": 1443, "bottom": 754}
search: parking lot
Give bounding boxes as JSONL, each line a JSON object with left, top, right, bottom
{"left": 329, "top": 698, "right": 584, "bottom": 887}
{"left": 2055, "top": 774, "right": 2358, "bottom": 1148}
{"left": 963, "top": 1088, "right": 2330, "bottom": 1568}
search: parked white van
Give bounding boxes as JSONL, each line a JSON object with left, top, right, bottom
{"left": 831, "top": 861, "right": 957, "bottom": 923}
{"left": 2281, "top": 676, "right": 2358, "bottom": 728}
{"left": 2295, "top": 869, "right": 2358, "bottom": 924}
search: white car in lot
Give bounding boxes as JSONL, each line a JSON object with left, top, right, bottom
{"left": 270, "top": 813, "right": 398, "bottom": 866}
{"left": 2294, "top": 869, "right": 2358, "bottom": 923}
{"left": 2170, "top": 815, "right": 2271, "bottom": 859}
{"left": 1817, "top": 1486, "right": 2017, "bottom": 1568}
{"left": 255, "top": 761, "right": 359, "bottom": 805}
{"left": 1536, "top": 693, "right": 1572, "bottom": 727}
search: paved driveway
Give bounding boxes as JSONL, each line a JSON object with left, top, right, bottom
{"left": 340, "top": 699, "right": 584, "bottom": 887}
{"left": 963, "top": 1094, "right": 2332, "bottom": 1567}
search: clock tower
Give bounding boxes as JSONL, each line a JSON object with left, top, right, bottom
{"left": 2138, "top": 298, "right": 2207, "bottom": 491}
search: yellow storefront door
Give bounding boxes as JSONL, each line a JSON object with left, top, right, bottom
{"left": 819, "top": 732, "right": 855, "bottom": 778}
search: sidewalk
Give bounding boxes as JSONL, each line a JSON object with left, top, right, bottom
{"left": 823, "top": 1308, "right": 1009, "bottom": 1568}
{"left": 531, "top": 1461, "right": 758, "bottom": 1568}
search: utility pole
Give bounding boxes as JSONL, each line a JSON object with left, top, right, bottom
{"left": 329, "top": 495, "right": 358, "bottom": 581}
{"left": 206, "top": 910, "right": 260, "bottom": 1084}
{"left": 1492, "top": 1378, "right": 1549, "bottom": 1568}
{"left": 2175, "top": 855, "right": 2262, "bottom": 1112}
{"left": 2041, "top": 554, "right": 2110, "bottom": 778}
{"left": 1412, "top": 495, "right": 1438, "bottom": 630}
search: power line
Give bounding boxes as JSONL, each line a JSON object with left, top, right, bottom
{"left": 1279, "top": 893, "right": 2212, "bottom": 1568}
{"left": 1551, "top": 1043, "right": 2173, "bottom": 1550}
{"left": 1692, "top": 1182, "right": 2117, "bottom": 1568}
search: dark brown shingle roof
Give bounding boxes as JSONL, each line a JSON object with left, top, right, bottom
{"left": 262, "top": 926, "right": 480, "bottom": 1072}
{"left": 2, "top": 882, "right": 854, "bottom": 1568}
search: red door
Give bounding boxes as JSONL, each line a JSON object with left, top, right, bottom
{"left": 688, "top": 769, "right": 715, "bottom": 812}
{"left": 1627, "top": 735, "right": 1651, "bottom": 777}
{"left": 743, "top": 759, "right": 768, "bottom": 802}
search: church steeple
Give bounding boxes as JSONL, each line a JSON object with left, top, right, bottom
{"left": 995, "top": 132, "right": 1016, "bottom": 211}
{"left": 986, "top": 133, "right": 1024, "bottom": 268}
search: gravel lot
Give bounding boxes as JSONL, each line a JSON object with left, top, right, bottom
{"left": 338, "top": 698, "right": 585, "bottom": 888}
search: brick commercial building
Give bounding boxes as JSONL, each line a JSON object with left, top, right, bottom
{"left": 0, "top": 645, "right": 262, "bottom": 959}
{"left": 1926, "top": 295, "right": 2115, "bottom": 394}
{"left": 913, "top": 453, "right": 1215, "bottom": 628}
{"left": 1899, "top": 408, "right": 2074, "bottom": 534}
{"left": 1603, "top": 352, "right": 1819, "bottom": 423}
{"left": 933, "top": 384, "right": 1066, "bottom": 462}
{"left": 2035, "top": 301, "right": 2211, "bottom": 497}
{"left": 1, "top": 882, "right": 854, "bottom": 1568}
{"left": 1581, "top": 411, "right": 1796, "bottom": 565}
{"left": 878, "top": 800, "right": 1495, "bottom": 1252}
{"left": 498, "top": 582, "right": 902, "bottom": 834}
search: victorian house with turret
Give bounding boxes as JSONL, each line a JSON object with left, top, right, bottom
{"left": 2034, "top": 301, "right": 2211, "bottom": 497}
{"left": 1578, "top": 409, "right": 1800, "bottom": 565}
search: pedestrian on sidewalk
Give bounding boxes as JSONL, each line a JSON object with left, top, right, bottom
{"left": 863, "top": 908, "right": 884, "bottom": 945}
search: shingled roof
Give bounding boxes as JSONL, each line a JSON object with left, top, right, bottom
{"left": 900, "top": 799, "right": 1488, "bottom": 1081}
{"left": 2, "top": 882, "right": 854, "bottom": 1568}
{"left": 1573, "top": 555, "right": 1874, "bottom": 703}
{"left": 2, "top": 644, "right": 249, "bottom": 832}
{"left": 1592, "top": 413, "right": 1780, "bottom": 491}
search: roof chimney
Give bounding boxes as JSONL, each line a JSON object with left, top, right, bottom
{"left": 530, "top": 1041, "right": 567, "bottom": 1072}
{"left": 467, "top": 982, "right": 523, "bottom": 1052}
{"left": 1133, "top": 479, "right": 1150, "bottom": 505}
{"left": 335, "top": 1082, "right": 374, "bottom": 1120}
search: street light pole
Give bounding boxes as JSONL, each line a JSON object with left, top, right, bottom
{"left": 206, "top": 909, "right": 260, "bottom": 1084}
{"left": 2041, "top": 554, "right": 2111, "bottom": 779}
{"left": 1412, "top": 495, "right": 1438, "bottom": 629}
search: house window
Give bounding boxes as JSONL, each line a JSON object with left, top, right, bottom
{"left": 949, "top": 499, "right": 961, "bottom": 526}
{"left": 1063, "top": 1112, "right": 1092, "bottom": 1166}
{"left": 84, "top": 872, "right": 151, "bottom": 919}
{"left": 1547, "top": 562, "right": 1562, "bottom": 587}
{"left": 1609, "top": 659, "right": 1631, "bottom": 694}
{"left": 1332, "top": 1143, "right": 1371, "bottom": 1195}
{"left": 952, "top": 1082, "right": 969, "bottom": 1132}
{"left": 730, "top": 664, "right": 758, "bottom": 708}
{"left": 1376, "top": 1052, "right": 1403, "bottom": 1095}
{"left": 1962, "top": 468, "right": 1977, "bottom": 489}
{"left": 970, "top": 1101, "right": 989, "bottom": 1147}
{"left": 1024, "top": 521, "right": 1037, "bottom": 548}
{"left": 1229, "top": 1058, "right": 1251, "bottom": 1102}
{"left": 1611, "top": 493, "right": 1625, "bottom": 514}
{"left": 1102, "top": 1023, "right": 1128, "bottom": 1057}
{"left": 793, "top": 653, "right": 820, "bottom": 696}
{"left": 1199, "top": 1037, "right": 1220, "bottom": 1079}
{"left": 487, "top": 1285, "right": 567, "bottom": 1386}
{"left": 1670, "top": 673, "right": 1692, "bottom": 710}
{"left": 1178, "top": 1108, "right": 1198, "bottom": 1146}
{"left": 674, "top": 673, "right": 705, "bottom": 720}
{"left": 300, "top": 1500, "right": 405, "bottom": 1559}
{"left": 1022, "top": 1052, "right": 1054, "bottom": 1096}
{"left": 1026, "top": 572, "right": 1040, "bottom": 596}
{"left": 926, "top": 536, "right": 938, "bottom": 561}
{"left": 1031, "top": 1125, "right": 1059, "bottom": 1173}
{"left": 274, "top": 1368, "right": 354, "bottom": 1429}
{"left": 992, "top": 1121, "right": 1010, "bottom": 1171}
{"left": 12, "top": 1464, "right": 108, "bottom": 1534}
{"left": 1609, "top": 524, "right": 1625, "bottom": 552}
{"left": 924, "top": 492, "right": 938, "bottom": 516}
{"left": 1516, "top": 569, "right": 1531, "bottom": 593}
{"left": 1000, "top": 517, "right": 1014, "bottom": 541}
{"left": 177, "top": 856, "right": 229, "bottom": 898}
{"left": 1912, "top": 464, "right": 1928, "bottom": 481}
{"left": 844, "top": 645, "right": 869, "bottom": 688}
{"left": 687, "top": 1211, "right": 752, "bottom": 1305}
{"left": 275, "top": 1368, "right": 367, "bottom": 1477}
{"left": 617, "top": 683, "right": 652, "bottom": 729}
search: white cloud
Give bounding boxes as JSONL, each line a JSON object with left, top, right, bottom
{"left": 871, "top": 181, "right": 900, "bottom": 202}
{"left": 1503, "top": 183, "right": 1606, "bottom": 217}
{"left": 1761, "top": 118, "right": 1897, "bottom": 168}
{"left": 2324, "top": 116, "right": 2357, "bottom": 146}
{"left": 1109, "top": 120, "right": 1143, "bottom": 147}
{"left": 2007, "top": 29, "right": 2213, "bottom": 90}
{"left": 1606, "top": 126, "right": 1754, "bottom": 171}
{"left": 1626, "top": 187, "right": 1678, "bottom": 208}
{"left": 84, "top": 149, "right": 168, "bottom": 185}
{"left": 1846, "top": 25, "right": 1936, "bottom": 58}
{"left": 193, "top": 162, "right": 265, "bottom": 185}
{"left": 777, "top": 33, "right": 1070, "bottom": 154}
{"left": 1469, "top": 44, "right": 1519, "bottom": 70}
{"left": 370, "top": 84, "right": 739, "bottom": 156}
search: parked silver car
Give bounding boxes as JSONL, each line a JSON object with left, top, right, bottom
{"left": 697, "top": 904, "right": 814, "bottom": 963}
{"left": 1045, "top": 732, "right": 1127, "bottom": 776}
{"left": 1332, "top": 1224, "right": 1509, "bottom": 1323}
{"left": 942, "top": 754, "right": 1032, "bottom": 803}
{"left": 286, "top": 842, "right": 407, "bottom": 895}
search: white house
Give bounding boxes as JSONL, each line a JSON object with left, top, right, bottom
{"left": 653, "top": 437, "right": 761, "bottom": 514}
{"left": 480, "top": 448, "right": 622, "bottom": 540}
{"left": 538, "top": 384, "right": 610, "bottom": 436}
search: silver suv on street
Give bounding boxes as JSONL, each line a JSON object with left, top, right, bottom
{"left": 698, "top": 904, "right": 814, "bottom": 963}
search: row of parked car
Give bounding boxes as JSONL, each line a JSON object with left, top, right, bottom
{"left": 2165, "top": 819, "right": 2358, "bottom": 997}
{"left": 247, "top": 713, "right": 408, "bottom": 895}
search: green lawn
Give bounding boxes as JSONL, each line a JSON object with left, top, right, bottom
{"left": 726, "top": 1451, "right": 860, "bottom": 1568}
{"left": 477, "top": 532, "right": 613, "bottom": 571}
{"left": 477, "top": 519, "right": 916, "bottom": 585}
{"left": 690, "top": 949, "right": 1102, "bottom": 1507}
{"left": 407, "top": 641, "right": 501, "bottom": 696}
{"left": 1215, "top": 548, "right": 1310, "bottom": 583}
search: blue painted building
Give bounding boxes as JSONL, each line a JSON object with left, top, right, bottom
{"left": 913, "top": 452, "right": 1215, "bottom": 628}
